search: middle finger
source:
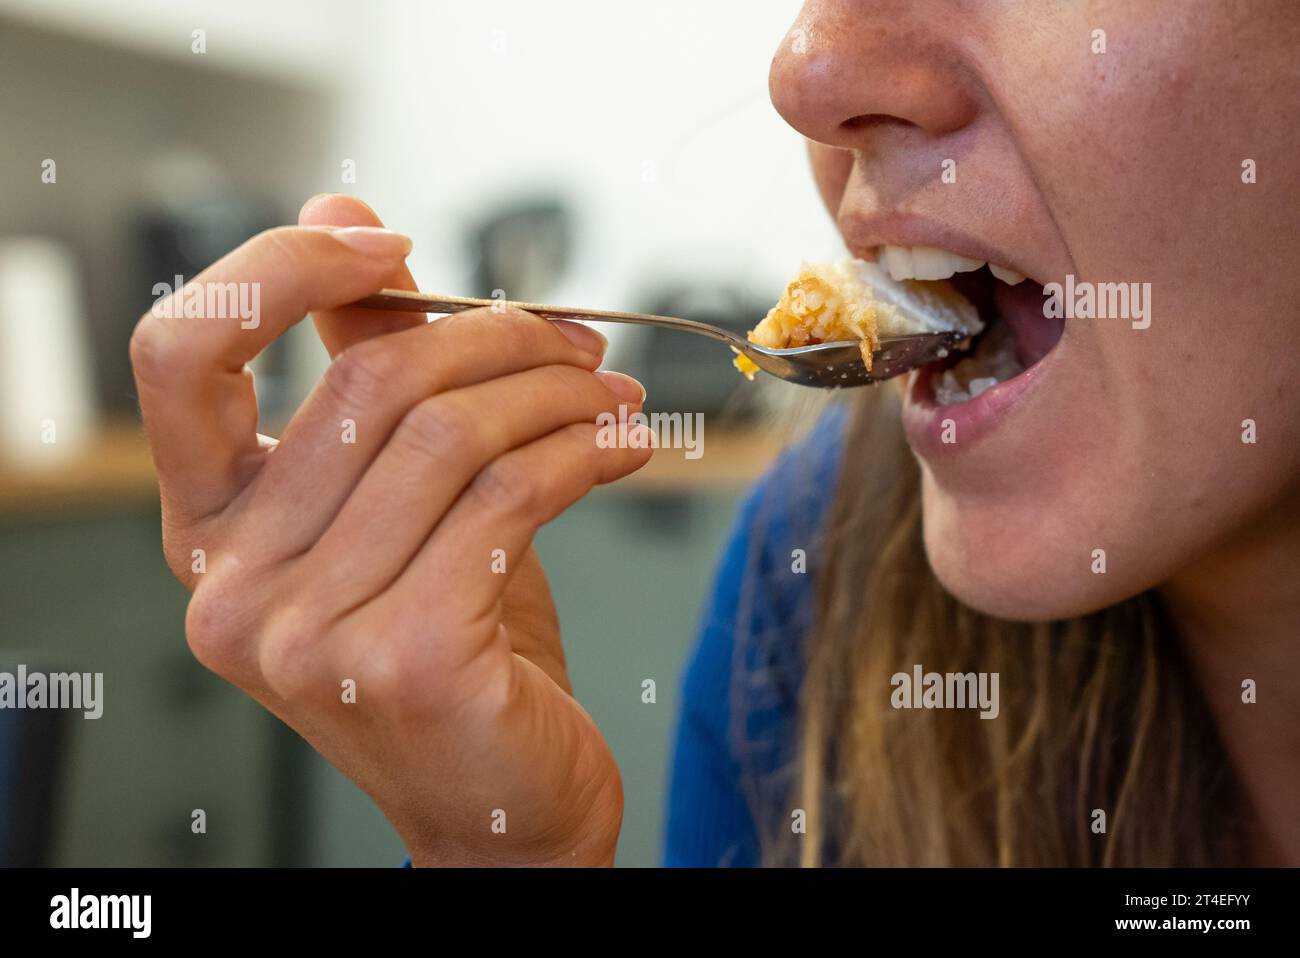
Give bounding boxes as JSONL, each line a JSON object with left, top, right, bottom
{"left": 233, "top": 306, "right": 607, "bottom": 560}
{"left": 299, "top": 364, "right": 644, "bottom": 609}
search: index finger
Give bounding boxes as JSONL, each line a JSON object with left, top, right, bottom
{"left": 130, "top": 224, "right": 413, "bottom": 522}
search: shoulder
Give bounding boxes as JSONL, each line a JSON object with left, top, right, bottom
{"left": 690, "top": 405, "right": 848, "bottom": 698}
{"left": 665, "top": 405, "right": 847, "bottom": 866}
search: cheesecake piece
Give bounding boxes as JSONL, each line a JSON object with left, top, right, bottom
{"left": 734, "top": 258, "right": 982, "bottom": 379}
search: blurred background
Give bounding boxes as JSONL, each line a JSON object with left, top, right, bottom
{"left": 0, "top": 0, "right": 842, "bottom": 866}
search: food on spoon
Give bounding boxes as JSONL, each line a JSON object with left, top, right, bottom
{"left": 733, "top": 258, "right": 983, "bottom": 379}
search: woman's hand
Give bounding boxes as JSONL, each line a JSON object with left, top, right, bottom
{"left": 129, "top": 194, "right": 652, "bottom": 866}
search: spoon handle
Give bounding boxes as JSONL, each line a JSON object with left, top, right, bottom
{"left": 351, "top": 289, "right": 741, "bottom": 347}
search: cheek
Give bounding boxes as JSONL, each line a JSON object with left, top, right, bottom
{"left": 908, "top": 328, "right": 1154, "bottom": 620}
{"left": 912, "top": 347, "right": 1191, "bottom": 622}
{"left": 916, "top": 333, "right": 1300, "bottom": 623}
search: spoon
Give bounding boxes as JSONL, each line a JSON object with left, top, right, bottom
{"left": 350, "top": 289, "right": 970, "bottom": 388}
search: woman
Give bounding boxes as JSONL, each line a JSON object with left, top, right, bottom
{"left": 130, "top": 0, "right": 1299, "bottom": 867}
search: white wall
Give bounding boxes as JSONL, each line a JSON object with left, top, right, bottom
{"left": 327, "top": 1, "right": 843, "bottom": 351}
{"left": 2, "top": 0, "right": 843, "bottom": 375}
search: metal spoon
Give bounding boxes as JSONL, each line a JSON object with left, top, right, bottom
{"left": 350, "top": 289, "right": 970, "bottom": 388}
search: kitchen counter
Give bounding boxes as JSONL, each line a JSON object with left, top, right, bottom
{"left": 0, "top": 420, "right": 784, "bottom": 516}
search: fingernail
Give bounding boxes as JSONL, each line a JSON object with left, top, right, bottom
{"left": 597, "top": 370, "right": 646, "bottom": 404}
{"left": 552, "top": 320, "right": 608, "bottom": 356}
{"left": 329, "top": 226, "right": 413, "bottom": 259}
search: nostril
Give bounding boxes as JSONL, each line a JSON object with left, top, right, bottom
{"left": 841, "top": 113, "right": 914, "bottom": 133}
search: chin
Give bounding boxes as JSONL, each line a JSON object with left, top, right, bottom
{"left": 917, "top": 474, "right": 1136, "bottom": 624}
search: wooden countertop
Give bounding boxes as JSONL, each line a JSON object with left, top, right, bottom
{"left": 0, "top": 420, "right": 784, "bottom": 516}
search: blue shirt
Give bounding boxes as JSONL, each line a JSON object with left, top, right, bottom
{"left": 663, "top": 407, "right": 847, "bottom": 866}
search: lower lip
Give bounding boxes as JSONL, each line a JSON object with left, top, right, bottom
{"left": 901, "top": 308, "right": 1062, "bottom": 459}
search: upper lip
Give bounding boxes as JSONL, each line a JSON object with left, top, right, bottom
{"left": 838, "top": 210, "right": 1040, "bottom": 286}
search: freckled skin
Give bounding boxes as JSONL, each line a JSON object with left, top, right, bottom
{"left": 770, "top": 0, "right": 1300, "bottom": 621}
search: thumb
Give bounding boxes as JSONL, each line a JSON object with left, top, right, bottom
{"left": 298, "top": 193, "right": 427, "bottom": 356}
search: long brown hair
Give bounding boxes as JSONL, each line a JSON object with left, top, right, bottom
{"left": 750, "top": 389, "right": 1246, "bottom": 866}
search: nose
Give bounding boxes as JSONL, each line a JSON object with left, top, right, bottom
{"left": 769, "top": 0, "right": 979, "bottom": 148}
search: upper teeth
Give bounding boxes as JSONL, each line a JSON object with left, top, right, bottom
{"left": 880, "top": 244, "right": 1026, "bottom": 285}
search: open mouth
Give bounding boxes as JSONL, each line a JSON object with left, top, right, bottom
{"left": 875, "top": 245, "right": 1064, "bottom": 407}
